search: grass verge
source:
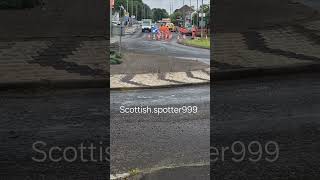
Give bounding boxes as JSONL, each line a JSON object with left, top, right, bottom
{"left": 182, "top": 38, "right": 210, "bottom": 49}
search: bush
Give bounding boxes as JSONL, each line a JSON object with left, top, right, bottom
{"left": 110, "top": 51, "right": 122, "bottom": 65}
{"left": 0, "top": 0, "right": 40, "bottom": 9}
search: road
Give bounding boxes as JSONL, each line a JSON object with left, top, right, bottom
{"left": 120, "top": 27, "right": 210, "bottom": 65}
{"left": 1, "top": 72, "right": 319, "bottom": 179}
{"left": 110, "top": 85, "right": 210, "bottom": 175}
{"left": 111, "top": 72, "right": 320, "bottom": 179}
{"left": 212, "top": 72, "right": 320, "bottom": 179}
{"left": 298, "top": 0, "right": 320, "bottom": 10}
{"left": 0, "top": 89, "right": 109, "bottom": 179}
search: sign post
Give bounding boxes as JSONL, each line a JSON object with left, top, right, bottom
{"left": 110, "top": 0, "right": 114, "bottom": 37}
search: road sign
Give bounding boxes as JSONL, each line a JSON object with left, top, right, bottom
{"left": 199, "top": 13, "right": 206, "bottom": 17}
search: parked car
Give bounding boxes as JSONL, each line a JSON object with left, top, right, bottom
{"left": 179, "top": 25, "right": 192, "bottom": 35}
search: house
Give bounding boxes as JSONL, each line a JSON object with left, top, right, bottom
{"left": 174, "top": 5, "right": 195, "bottom": 27}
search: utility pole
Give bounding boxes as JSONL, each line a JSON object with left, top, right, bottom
{"left": 126, "top": 0, "right": 128, "bottom": 12}
{"left": 110, "top": 0, "right": 112, "bottom": 37}
{"left": 136, "top": 3, "right": 138, "bottom": 20}
{"left": 201, "top": 0, "right": 204, "bottom": 38}
{"left": 197, "top": 0, "right": 199, "bottom": 27}
{"left": 131, "top": 0, "right": 133, "bottom": 16}
{"left": 190, "top": 0, "right": 191, "bottom": 7}
{"left": 143, "top": 4, "right": 145, "bottom": 19}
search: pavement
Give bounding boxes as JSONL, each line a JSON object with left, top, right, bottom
{"left": 140, "top": 165, "right": 210, "bottom": 180}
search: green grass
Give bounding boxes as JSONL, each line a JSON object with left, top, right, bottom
{"left": 128, "top": 168, "right": 141, "bottom": 176}
{"left": 183, "top": 38, "right": 210, "bottom": 49}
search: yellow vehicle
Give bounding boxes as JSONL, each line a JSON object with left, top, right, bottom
{"left": 166, "top": 23, "right": 176, "bottom": 32}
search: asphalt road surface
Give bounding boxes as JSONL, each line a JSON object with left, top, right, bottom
{"left": 212, "top": 72, "right": 320, "bottom": 179}
{"left": 110, "top": 85, "right": 210, "bottom": 175}
{"left": 0, "top": 89, "right": 109, "bottom": 179}
{"left": 1, "top": 72, "right": 319, "bottom": 179}
{"left": 121, "top": 28, "right": 210, "bottom": 65}
{"left": 298, "top": 0, "right": 320, "bottom": 10}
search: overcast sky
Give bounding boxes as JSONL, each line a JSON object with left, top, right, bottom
{"left": 143, "top": 0, "right": 210, "bottom": 14}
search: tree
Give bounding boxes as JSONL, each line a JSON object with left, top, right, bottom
{"left": 192, "top": 4, "right": 210, "bottom": 27}
{"left": 170, "top": 11, "right": 182, "bottom": 25}
{"left": 113, "top": 0, "right": 152, "bottom": 20}
{"left": 151, "top": 8, "right": 169, "bottom": 22}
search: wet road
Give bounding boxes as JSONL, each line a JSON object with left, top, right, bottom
{"left": 0, "top": 89, "right": 109, "bottom": 179}
{"left": 212, "top": 72, "right": 320, "bottom": 179}
{"left": 121, "top": 27, "right": 210, "bottom": 65}
{"left": 298, "top": 0, "right": 320, "bottom": 10}
{"left": 110, "top": 85, "right": 210, "bottom": 174}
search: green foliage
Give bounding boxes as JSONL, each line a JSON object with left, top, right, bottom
{"left": 192, "top": 4, "right": 210, "bottom": 27}
{"left": 113, "top": 0, "right": 152, "bottom": 20}
{"left": 0, "top": 0, "right": 40, "bottom": 9}
{"left": 170, "top": 11, "right": 182, "bottom": 25}
{"left": 110, "top": 50, "right": 122, "bottom": 65}
{"left": 151, "top": 8, "right": 169, "bottom": 22}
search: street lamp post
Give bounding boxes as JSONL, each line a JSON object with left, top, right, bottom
{"left": 143, "top": 4, "right": 145, "bottom": 19}
{"left": 197, "top": 0, "right": 199, "bottom": 27}
{"left": 201, "top": 0, "right": 204, "bottom": 38}
{"left": 126, "top": 0, "right": 128, "bottom": 12}
{"left": 131, "top": 0, "right": 133, "bottom": 17}
{"left": 136, "top": 4, "right": 138, "bottom": 20}
{"left": 119, "top": 5, "right": 126, "bottom": 55}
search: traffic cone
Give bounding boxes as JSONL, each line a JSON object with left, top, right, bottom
{"left": 157, "top": 33, "right": 161, "bottom": 40}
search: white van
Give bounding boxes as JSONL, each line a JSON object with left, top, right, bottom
{"left": 142, "top": 19, "right": 152, "bottom": 32}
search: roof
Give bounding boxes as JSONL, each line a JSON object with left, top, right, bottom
{"left": 174, "top": 5, "right": 194, "bottom": 14}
